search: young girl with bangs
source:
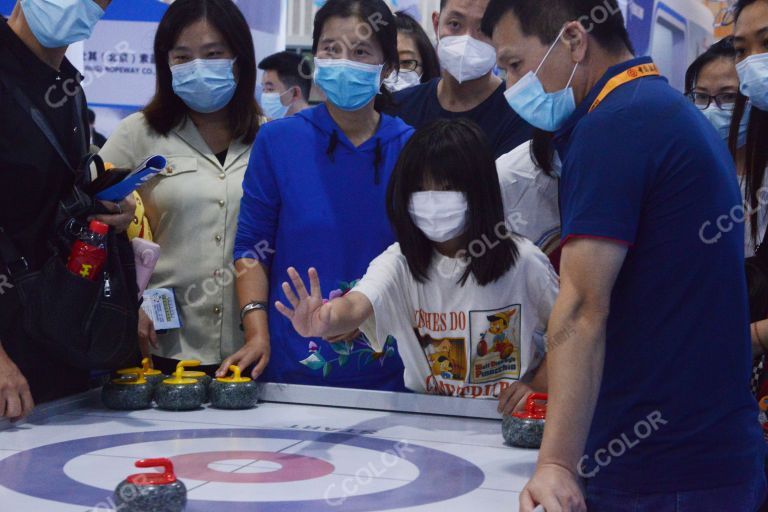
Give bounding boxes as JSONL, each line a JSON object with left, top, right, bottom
{"left": 276, "top": 119, "right": 559, "bottom": 415}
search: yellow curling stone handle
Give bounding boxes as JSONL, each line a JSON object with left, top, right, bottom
{"left": 216, "top": 365, "right": 251, "bottom": 383}
{"left": 118, "top": 358, "right": 162, "bottom": 378}
{"left": 112, "top": 369, "right": 147, "bottom": 385}
{"left": 163, "top": 360, "right": 201, "bottom": 385}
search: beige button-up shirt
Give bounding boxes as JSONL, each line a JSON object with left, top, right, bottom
{"left": 100, "top": 112, "right": 257, "bottom": 364}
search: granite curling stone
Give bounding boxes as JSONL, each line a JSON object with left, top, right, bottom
{"left": 102, "top": 370, "right": 153, "bottom": 410}
{"left": 181, "top": 370, "right": 212, "bottom": 403}
{"left": 502, "top": 393, "right": 547, "bottom": 449}
{"left": 155, "top": 361, "right": 205, "bottom": 411}
{"left": 210, "top": 365, "right": 259, "bottom": 410}
{"left": 117, "top": 358, "right": 168, "bottom": 390}
{"left": 114, "top": 458, "right": 187, "bottom": 512}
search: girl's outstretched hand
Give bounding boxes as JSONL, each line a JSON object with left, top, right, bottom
{"left": 275, "top": 267, "right": 334, "bottom": 338}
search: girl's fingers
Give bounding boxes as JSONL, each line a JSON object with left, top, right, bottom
{"left": 497, "top": 384, "right": 515, "bottom": 413}
{"left": 282, "top": 281, "right": 299, "bottom": 308}
{"left": 308, "top": 267, "right": 323, "bottom": 300}
{"left": 275, "top": 301, "right": 294, "bottom": 319}
{"left": 513, "top": 392, "right": 532, "bottom": 413}
{"left": 288, "top": 267, "right": 309, "bottom": 299}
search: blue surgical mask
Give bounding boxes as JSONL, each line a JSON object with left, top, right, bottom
{"left": 701, "top": 104, "right": 750, "bottom": 147}
{"left": 314, "top": 58, "right": 383, "bottom": 111}
{"left": 172, "top": 58, "right": 237, "bottom": 114}
{"left": 20, "top": 0, "right": 104, "bottom": 48}
{"left": 737, "top": 53, "right": 768, "bottom": 112}
{"left": 739, "top": 104, "right": 752, "bottom": 148}
{"left": 261, "top": 90, "right": 292, "bottom": 120}
{"left": 255, "top": 82, "right": 264, "bottom": 105}
{"left": 504, "top": 27, "right": 578, "bottom": 132}
{"left": 701, "top": 105, "right": 734, "bottom": 141}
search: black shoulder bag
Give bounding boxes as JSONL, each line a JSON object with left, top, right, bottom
{"left": 0, "top": 74, "right": 139, "bottom": 370}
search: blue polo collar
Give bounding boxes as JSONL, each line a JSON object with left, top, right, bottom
{"left": 554, "top": 56, "right": 655, "bottom": 140}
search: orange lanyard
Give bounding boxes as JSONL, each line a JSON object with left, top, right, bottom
{"left": 589, "top": 63, "right": 660, "bottom": 112}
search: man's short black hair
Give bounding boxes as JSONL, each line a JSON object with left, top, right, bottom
{"left": 480, "top": 0, "right": 635, "bottom": 56}
{"left": 87, "top": 108, "right": 96, "bottom": 124}
{"left": 258, "top": 51, "right": 313, "bottom": 100}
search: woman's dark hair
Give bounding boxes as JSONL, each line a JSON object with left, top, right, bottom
{"left": 143, "top": 0, "right": 262, "bottom": 144}
{"left": 312, "top": 0, "right": 398, "bottom": 112}
{"left": 731, "top": 0, "right": 768, "bottom": 247}
{"left": 530, "top": 130, "right": 556, "bottom": 176}
{"left": 387, "top": 119, "right": 519, "bottom": 286}
{"left": 395, "top": 11, "right": 441, "bottom": 83}
{"left": 685, "top": 36, "right": 736, "bottom": 94}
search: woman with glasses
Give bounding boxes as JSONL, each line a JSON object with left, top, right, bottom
{"left": 687, "top": 22, "right": 768, "bottom": 374}
{"left": 686, "top": 38, "right": 756, "bottom": 252}
{"left": 383, "top": 11, "right": 441, "bottom": 92}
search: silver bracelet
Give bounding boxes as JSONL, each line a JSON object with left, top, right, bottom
{"left": 240, "top": 301, "right": 268, "bottom": 330}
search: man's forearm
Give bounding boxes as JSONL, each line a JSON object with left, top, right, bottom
{"left": 538, "top": 306, "right": 607, "bottom": 473}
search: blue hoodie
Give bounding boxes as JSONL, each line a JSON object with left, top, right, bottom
{"left": 235, "top": 104, "right": 414, "bottom": 390}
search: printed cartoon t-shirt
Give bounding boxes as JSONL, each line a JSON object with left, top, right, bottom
{"left": 353, "top": 238, "right": 559, "bottom": 398}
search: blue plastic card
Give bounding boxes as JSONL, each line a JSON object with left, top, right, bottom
{"left": 94, "top": 155, "right": 167, "bottom": 202}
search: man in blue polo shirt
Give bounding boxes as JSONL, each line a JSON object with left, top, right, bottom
{"left": 483, "top": 1, "right": 765, "bottom": 511}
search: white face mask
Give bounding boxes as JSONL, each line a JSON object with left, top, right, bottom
{"left": 737, "top": 53, "right": 768, "bottom": 112}
{"left": 437, "top": 35, "right": 497, "bottom": 84}
{"left": 383, "top": 69, "right": 422, "bottom": 92}
{"left": 409, "top": 191, "right": 469, "bottom": 242}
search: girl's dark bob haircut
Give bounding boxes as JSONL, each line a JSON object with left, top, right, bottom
{"left": 387, "top": 119, "right": 519, "bottom": 286}
{"left": 312, "top": 0, "right": 398, "bottom": 112}
{"left": 143, "top": 0, "right": 262, "bottom": 144}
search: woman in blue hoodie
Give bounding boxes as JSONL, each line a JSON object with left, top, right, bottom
{"left": 224, "top": 0, "right": 414, "bottom": 390}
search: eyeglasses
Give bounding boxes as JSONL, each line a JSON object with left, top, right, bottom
{"left": 687, "top": 91, "right": 738, "bottom": 111}
{"left": 400, "top": 59, "right": 422, "bottom": 72}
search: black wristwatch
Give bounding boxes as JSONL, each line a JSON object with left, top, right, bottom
{"left": 239, "top": 301, "right": 268, "bottom": 331}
